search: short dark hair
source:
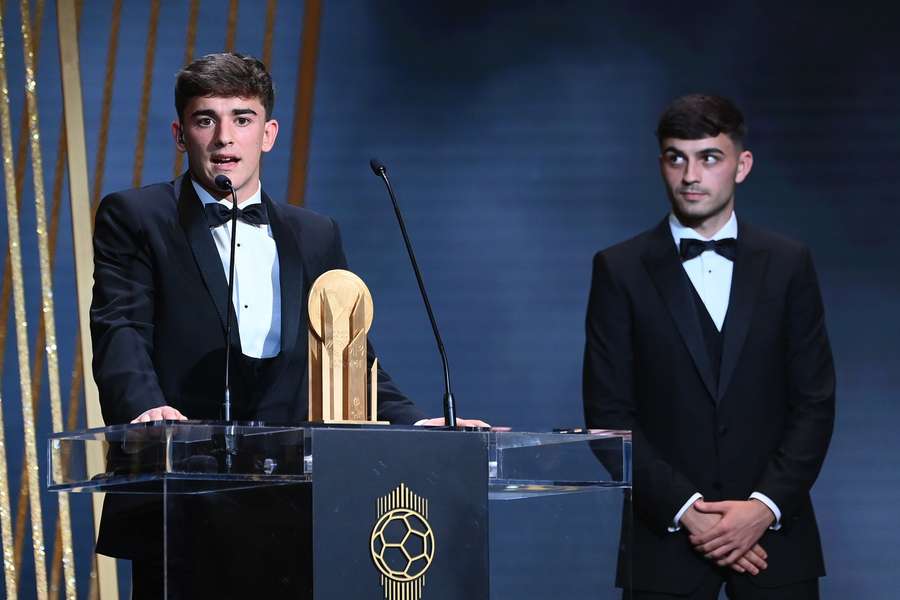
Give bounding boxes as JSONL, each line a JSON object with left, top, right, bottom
{"left": 175, "top": 52, "right": 275, "bottom": 120}
{"left": 655, "top": 94, "right": 746, "bottom": 146}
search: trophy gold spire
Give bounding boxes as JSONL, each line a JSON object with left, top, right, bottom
{"left": 308, "top": 270, "right": 385, "bottom": 423}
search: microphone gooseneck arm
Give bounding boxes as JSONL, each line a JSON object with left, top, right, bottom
{"left": 369, "top": 159, "right": 457, "bottom": 428}
{"left": 215, "top": 175, "right": 239, "bottom": 423}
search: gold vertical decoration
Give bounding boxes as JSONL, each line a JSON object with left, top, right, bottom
{"left": 262, "top": 0, "right": 278, "bottom": 68}
{"left": 56, "top": 0, "right": 119, "bottom": 597}
{"left": 90, "top": 0, "right": 121, "bottom": 208}
{"left": 286, "top": 0, "right": 322, "bottom": 206}
{"left": 0, "top": 0, "right": 16, "bottom": 580}
{"left": 131, "top": 0, "right": 161, "bottom": 188}
{"left": 0, "top": 0, "right": 45, "bottom": 419}
{"left": 10, "top": 0, "right": 46, "bottom": 587}
{"left": 0, "top": 1, "right": 48, "bottom": 597}
{"left": 225, "top": 0, "right": 239, "bottom": 51}
{"left": 47, "top": 119, "right": 71, "bottom": 600}
{"left": 172, "top": 0, "right": 200, "bottom": 180}
{"left": 19, "top": 0, "right": 77, "bottom": 595}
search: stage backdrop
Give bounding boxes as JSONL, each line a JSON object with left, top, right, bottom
{"left": 0, "top": 1, "right": 896, "bottom": 598}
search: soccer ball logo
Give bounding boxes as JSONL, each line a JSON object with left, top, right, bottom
{"left": 370, "top": 507, "right": 435, "bottom": 581}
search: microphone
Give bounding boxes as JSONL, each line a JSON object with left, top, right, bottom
{"left": 214, "top": 174, "right": 232, "bottom": 190}
{"left": 369, "top": 158, "right": 457, "bottom": 428}
{"left": 214, "top": 174, "right": 240, "bottom": 470}
{"left": 213, "top": 176, "right": 240, "bottom": 421}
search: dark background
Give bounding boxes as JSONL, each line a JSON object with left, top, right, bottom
{"left": 0, "top": 1, "right": 897, "bottom": 597}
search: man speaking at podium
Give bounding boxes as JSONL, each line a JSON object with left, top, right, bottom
{"left": 90, "top": 52, "right": 485, "bottom": 597}
{"left": 583, "top": 95, "right": 835, "bottom": 599}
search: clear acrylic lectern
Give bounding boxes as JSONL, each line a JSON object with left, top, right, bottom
{"left": 49, "top": 423, "right": 631, "bottom": 599}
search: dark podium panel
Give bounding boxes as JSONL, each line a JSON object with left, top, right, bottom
{"left": 49, "top": 423, "right": 630, "bottom": 599}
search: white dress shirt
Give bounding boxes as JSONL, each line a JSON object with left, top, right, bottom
{"left": 666, "top": 211, "right": 782, "bottom": 532}
{"left": 192, "top": 178, "right": 281, "bottom": 359}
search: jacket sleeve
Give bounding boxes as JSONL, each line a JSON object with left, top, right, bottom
{"left": 753, "top": 247, "right": 835, "bottom": 519}
{"left": 90, "top": 193, "right": 167, "bottom": 424}
{"left": 583, "top": 251, "right": 699, "bottom": 533}
{"left": 327, "top": 218, "right": 426, "bottom": 425}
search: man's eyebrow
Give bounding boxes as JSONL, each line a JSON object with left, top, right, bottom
{"left": 662, "top": 146, "right": 686, "bottom": 155}
{"left": 189, "top": 108, "right": 259, "bottom": 118}
{"left": 697, "top": 147, "right": 725, "bottom": 155}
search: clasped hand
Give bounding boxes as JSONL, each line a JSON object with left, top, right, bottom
{"left": 681, "top": 499, "right": 775, "bottom": 575}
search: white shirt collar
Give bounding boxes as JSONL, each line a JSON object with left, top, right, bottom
{"left": 191, "top": 177, "right": 262, "bottom": 208}
{"left": 669, "top": 210, "right": 738, "bottom": 248}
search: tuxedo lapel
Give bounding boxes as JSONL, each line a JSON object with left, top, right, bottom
{"left": 263, "top": 192, "right": 305, "bottom": 355}
{"left": 641, "top": 219, "right": 718, "bottom": 401}
{"left": 718, "top": 223, "right": 769, "bottom": 400}
{"left": 176, "top": 175, "right": 241, "bottom": 349}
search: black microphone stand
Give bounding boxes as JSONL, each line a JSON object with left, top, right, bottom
{"left": 369, "top": 159, "right": 457, "bottom": 428}
{"left": 214, "top": 174, "right": 240, "bottom": 469}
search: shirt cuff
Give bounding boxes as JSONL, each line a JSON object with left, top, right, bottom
{"left": 413, "top": 419, "right": 428, "bottom": 426}
{"left": 668, "top": 492, "right": 703, "bottom": 533}
{"left": 749, "top": 492, "right": 782, "bottom": 530}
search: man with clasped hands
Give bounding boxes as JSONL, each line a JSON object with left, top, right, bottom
{"left": 583, "top": 94, "right": 834, "bottom": 599}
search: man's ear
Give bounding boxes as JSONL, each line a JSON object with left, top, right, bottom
{"left": 261, "top": 119, "right": 279, "bottom": 153}
{"left": 735, "top": 149, "right": 753, "bottom": 184}
{"left": 172, "top": 121, "right": 186, "bottom": 150}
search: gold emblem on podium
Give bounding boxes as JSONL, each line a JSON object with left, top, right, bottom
{"left": 308, "top": 269, "right": 386, "bottom": 423}
{"left": 370, "top": 483, "right": 435, "bottom": 600}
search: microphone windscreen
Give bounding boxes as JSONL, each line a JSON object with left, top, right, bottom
{"left": 369, "top": 158, "right": 386, "bottom": 176}
{"left": 214, "top": 174, "right": 233, "bottom": 190}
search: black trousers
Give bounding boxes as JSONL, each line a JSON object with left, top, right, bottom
{"left": 627, "top": 569, "right": 819, "bottom": 600}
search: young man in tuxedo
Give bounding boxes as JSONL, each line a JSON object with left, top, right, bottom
{"left": 91, "top": 52, "right": 485, "bottom": 597}
{"left": 582, "top": 94, "right": 834, "bottom": 599}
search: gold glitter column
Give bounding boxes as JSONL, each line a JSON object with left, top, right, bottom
{"left": 90, "top": 0, "right": 121, "bottom": 209}
{"left": 286, "top": 0, "right": 323, "bottom": 206}
{"left": 0, "top": 0, "right": 48, "bottom": 597}
{"left": 172, "top": 0, "right": 200, "bottom": 180}
{"left": 131, "top": 0, "right": 161, "bottom": 188}
{"left": 56, "top": 0, "right": 119, "bottom": 596}
{"left": 19, "top": 0, "right": 77, "bottom": 596}
{"left": 225, "top": 0, "right": 239, "bottom": 51}
{"left": 262, "top": 0, "right": 278, "bottom": 69}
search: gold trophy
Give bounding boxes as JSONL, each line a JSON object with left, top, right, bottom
{"left": 308, "top": 269, "right": 386, "bottom": 423}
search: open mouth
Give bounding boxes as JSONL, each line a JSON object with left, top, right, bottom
{"left": 211, "top": 155, "right": 240, "bottom": 166}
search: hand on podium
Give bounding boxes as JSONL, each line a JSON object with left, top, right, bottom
{"left": 131, "top": 405, "right": 188, "bottom": 423}
{"left": 415, "top": 417, "right": 491, "bottom": 428}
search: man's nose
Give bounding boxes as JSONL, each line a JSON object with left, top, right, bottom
{"left": 214, "top": 122, "right": 233, "bottom": 147}
{"left": 682, "top": 159, "right": 701, "bottom": 185}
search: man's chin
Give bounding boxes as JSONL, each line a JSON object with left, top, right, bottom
{"left": 673, "top": 204, "right": 712, "bottom": 222}
{"left": 672, "top": 202, "right": 733, "bottom": 229}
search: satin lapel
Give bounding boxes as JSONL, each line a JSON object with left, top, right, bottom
{"left": 641, "top": 219, "right": 718, "bottom": 401}
{"left": 717, "top": 223, "right": 769, "bottom": 400}
{"left": 264, "top": 192, "right": 305, "bottom": 355}
{"left": 177, "top": 175, "right": 240, "bottom": 348}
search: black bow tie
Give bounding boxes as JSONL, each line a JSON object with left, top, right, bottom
{"left": 679, "top": 237, "right": 737, "bottom": 261}
{"left": 204, "top": 202, "right": 268, "bottom": 227}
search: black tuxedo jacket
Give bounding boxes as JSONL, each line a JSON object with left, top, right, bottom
{"left": 583, "top": 218, "right": 835, "bottom": 594}
{"left": 91, "top": 175, "right": 424, "bottom": 557}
